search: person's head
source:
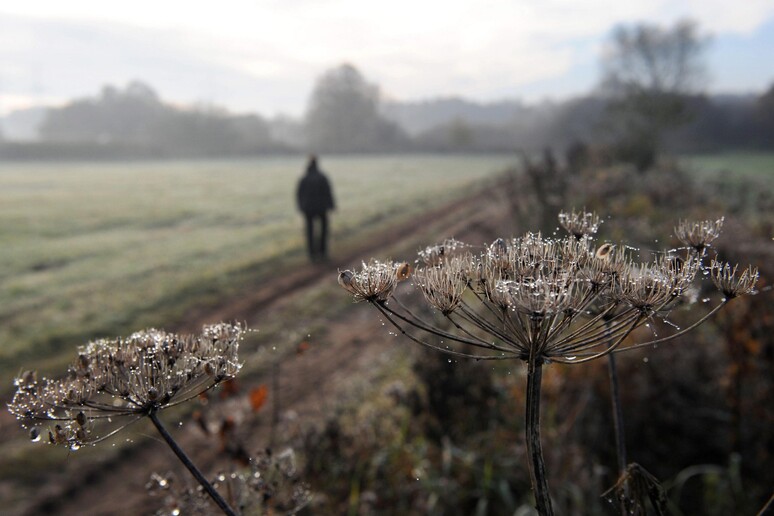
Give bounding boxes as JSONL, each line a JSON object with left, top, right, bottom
{"left": 306, "top": 154, "right": 318, "bottom": 173}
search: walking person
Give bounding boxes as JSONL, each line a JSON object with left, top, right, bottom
{"left": 296, "top": 155, "right": 335, "bottom": 262}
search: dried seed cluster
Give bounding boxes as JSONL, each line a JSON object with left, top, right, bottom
{"left": 558, "top": 208, "right": 602, "bottom": 239}
{"left": 338, "top": 212, "right": 756, "bottom": 364}
{"left": 9, "top": 323, "right": 243, "bottom": 449}
{"left": 338, "top": 259, "right": 410, "bottom": 302}
{"left": 674, "top": 217, "right": 724, "bottom": 254}
{"left": 710, "top": 260, "right": 759, "bottom": 298}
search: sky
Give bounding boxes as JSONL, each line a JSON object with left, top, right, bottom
{"left": 1, "top": 1, "right": 773, "bottom": 118}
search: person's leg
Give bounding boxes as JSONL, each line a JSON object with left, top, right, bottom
{"left": 304, "top": 213, "right": 315, "bottom": 260}
{"left": 319, "top": 212, "right": 328, "bottom": 259}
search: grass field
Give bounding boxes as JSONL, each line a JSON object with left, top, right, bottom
{"left": 682, "top": 152, "right": 774, "bottom": 183}
{"left": 0, "top": 154, "right": 513, "bottom": 386}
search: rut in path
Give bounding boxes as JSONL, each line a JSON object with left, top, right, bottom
{"left": 17, "top": 182, "right": 510, "bottom": 516}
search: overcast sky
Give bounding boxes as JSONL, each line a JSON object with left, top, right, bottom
{"left": 1, "top": 1, "right": 773, "bottom": 117}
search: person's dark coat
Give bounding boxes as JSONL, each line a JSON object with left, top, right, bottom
{"left": 296, "top": 162, "right": 335, "bottom": 215}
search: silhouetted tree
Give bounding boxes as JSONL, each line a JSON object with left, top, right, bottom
{"left": 40, "top": 81, "right": 164, "bottom": 144}
{"left": 36, "top": 82, "right": 280, "bottom": 157}
{"left": 565, "top": 140, "right": 590, "bottom": 174}
{"left": 305, "top": 64, "right": 407, "bottom": 153}
{"left": 755, "top": 83, "right": 774, "bottom": 148}
{"left": 600, "top": 19, "right": 708, "bottom": 171}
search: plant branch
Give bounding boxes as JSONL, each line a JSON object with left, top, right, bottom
{"left": 149, "top": 410, "right": 237, "bottom": 516}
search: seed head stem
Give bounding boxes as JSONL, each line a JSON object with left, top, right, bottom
{"left": 149, "top": 410, "right": 237, "bottom": 516}
{"left": 525, "top": 352, "right": 553, "bottom": 515}
{"left": 606, "top": 324, "right": 628, "bottom": 475}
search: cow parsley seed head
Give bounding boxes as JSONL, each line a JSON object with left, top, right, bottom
{"left": 9, "top": 323, "right": 243, "bottom": 449}
{"left": 415, "top": 261, "right": 469, "bottom": 315}
{"left": 710, "top": 261, "right": 759, "bottom": 298}
{"left": 338, "top": 259, "right": 400, "bottom": 302}
{"left": 616, "top": 255, "right": 700, "bottom": 314}
{"left": 559, "top": 209, "right": 601, "bottom": 239}
{"left": 418, "top": 238, "right": 467, "bottom": 266}
{"left": 675, "top": 217, "right": 724, "bottom": 254}
{"left": 338, "top": 211, "right": 755, "bottom": 367}
{"left": 498, "top": 273, "right": 579, "bottom": 318}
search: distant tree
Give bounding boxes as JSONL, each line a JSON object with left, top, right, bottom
{"left": 565, "top": 140, "right": 591, "bottom": 174}
{"left": 755, "top": 83, "right": 774, "bottom": 148}
{"left": 760, "top": 83, "right": 774, "bottom": 111}
{"left": 448, "top": 117, "right": 474, "bottom": 150}
{"left": 600, "top": 19, "right": 708, "bottom": 171}
{"left": 40, "top": 81, "right": 165, "bottom": 144}
{"left": 38, "top": 82, "right": 281, "bottom": 156}
{"left": 268, "top": 115, "right": 306, "bottom": 148}
{"left": 305, "top": 64, "right": 407, "bottom": 153}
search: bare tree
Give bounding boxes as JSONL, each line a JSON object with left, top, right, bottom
{"left": 601, "top": 19, "right": 708, "bottom": 171}
{"left": 305, "top": 63, "right": 406, "bottom": 153}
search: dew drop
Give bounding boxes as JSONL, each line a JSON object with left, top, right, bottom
{"left": 643, "top": 357, "right": 649, "bottom": 363}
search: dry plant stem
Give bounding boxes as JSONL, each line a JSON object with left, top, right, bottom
{"left": 606, "top": 325, "right": 629, "bottom": 516}
{"left": 607, "top": 352, "right": 627, "bottom": 474}
{"left": 149, "top": 410, "right": 237, "bottom": 516}
{"left": 525, "top": 350, "right": 554, "bottom": 516}
{"left": 757, "top": 493, "right": 774, "bottom": 516}
{"left": 606, "top": 322, "right": 627, "bottom": 475}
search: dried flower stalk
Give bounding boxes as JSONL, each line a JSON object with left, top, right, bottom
{"left": 338, "top": 212, "right": 756, "bottom": 516}
{"left": 9, "top": 323, "right": 244, "bottom": 516}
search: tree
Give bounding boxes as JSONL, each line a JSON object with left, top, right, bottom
{"left": 305, "top": 64, "right": 407, "bottom": 153}
{"left": 40, "top": 81, "right": 165, "bottom": 144}
{"left": 37, "top": 82, "right": 281, "bottom": 156}
{"left": 600, "top": 19, "right": 708, "bottom": 171}
{"left": 755, "top": 82, "right": 774, "bottom": 148}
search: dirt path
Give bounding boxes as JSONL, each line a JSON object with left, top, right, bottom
{"left": 12, "top": 183, "right": 510, "bottom": 516}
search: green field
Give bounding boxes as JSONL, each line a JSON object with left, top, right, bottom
{"left": 682, "top": 152, "right": 774, "bottom": 183}
{"left": 0, "top": 155, "right": 513, "bottom": 385}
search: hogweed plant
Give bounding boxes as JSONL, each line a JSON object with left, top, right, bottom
{"left": 562, "top": 213, "right": 727, "bottom": 514}
{"left": 9, "top": 323, "right": 244, "bottom": 516}
{"left": 337, "top": 211, "right": 757, "bottom": 516}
